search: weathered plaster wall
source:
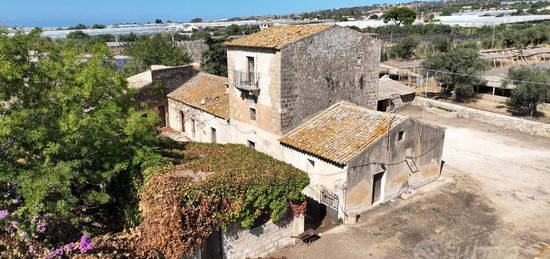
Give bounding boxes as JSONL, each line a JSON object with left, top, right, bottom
{"left": 167, "top": 99, "right": 232, "bottom": 144}
{"left": 280, "top": 27, "right": 381, "bottom": 133}
{"left": 345, "top": 118, "right": 445, "bottom": 216}
{"left": 227, "top": 48, "right": 283, "bottom": 135}
{"left": 222, "top": 214, "right": 304, "bottom": 259}
{"left": 413, "top": 97, "right": 550, "bottom": 137}
{"left": 227, "top": 119, "right": 284, "bottom": 159}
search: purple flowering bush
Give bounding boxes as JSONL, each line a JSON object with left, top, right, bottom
{"left": 0, "top": 181, "right": 94, "bottom": 258}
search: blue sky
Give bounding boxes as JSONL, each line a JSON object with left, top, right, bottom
{"left": 1, "top": 0, "right": 410, "bottom": 28}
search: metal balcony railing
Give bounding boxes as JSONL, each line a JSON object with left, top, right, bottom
{"left": 233, "top": 70, "right": 260, "bottom": 92}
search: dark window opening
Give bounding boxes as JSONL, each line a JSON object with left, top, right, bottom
{"left": 247, "top": 140, "right": 255, "bottom": 149}
{"left": 359, "top": 75, "right": 364, "bottom": 90}
{"left": 249, "top": 107, "right": 256, "bottom": 121}
{"left": 398, "top": 131, "right": 405, "bottom": 141}
{"left": 308, "top": 159, "right": 315, "bottom": 168}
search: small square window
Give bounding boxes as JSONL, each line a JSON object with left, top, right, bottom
{"left": 398, "top": 131, "right": 405, "bottom": 141}
{"left": 249, "top": 107, "right": 256, "bottom": 121}
{"left": 247, "top": 140, "right": 255, "bottom": 149}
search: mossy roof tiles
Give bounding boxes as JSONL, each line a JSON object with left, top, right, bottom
{"left": 167, "top": 72, "right": 229, "bottom": 119}
{"left": 224, "top": 24, "right": 335, "bottom": 49}
{"left": 280, "top": 101, "right": 406, "bottom": 165}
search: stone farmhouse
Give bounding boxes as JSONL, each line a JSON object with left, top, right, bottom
{"left": 145, "top": 24, "right": 445, "bottom": 224}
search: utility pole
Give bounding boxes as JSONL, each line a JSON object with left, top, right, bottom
{"left": 491, "top": 23, "right": 496, "bottom": 49}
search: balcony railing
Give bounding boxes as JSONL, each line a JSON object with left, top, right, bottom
{"left": 233, "top": 70, "right": 260, "bottom": 92}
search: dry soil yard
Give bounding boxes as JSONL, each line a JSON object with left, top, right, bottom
{"left": 277, "top": 105, "right": 550, "bottom": 259}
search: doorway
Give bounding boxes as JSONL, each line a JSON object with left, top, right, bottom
{"left": 158, "top": 105, "right": 166, "bottom": 127}
{"left": 180, "top": 111, "right": 185, "bottom": 133}
{"left": 211, "top": 127, "right": 217, "bottom": 143}
{"left": 372, "top": 172, "right": 385, "bottom": 204}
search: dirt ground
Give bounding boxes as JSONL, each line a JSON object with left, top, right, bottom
{"left": 276, "top": 105, "right": 550, "bottom": 259}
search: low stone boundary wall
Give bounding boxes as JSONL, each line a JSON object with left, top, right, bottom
{"left": 222, "top": 214, "right": 304, "bottom": 259}
{"left": 413, "top": 97, "right": 550, "bottom": 138}
{"left": 478, "top": 93, "right": 550, "bottom": 113}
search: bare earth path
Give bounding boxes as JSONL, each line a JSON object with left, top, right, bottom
{"left": 277, "top": 105, "right": 550, "bottom": 259}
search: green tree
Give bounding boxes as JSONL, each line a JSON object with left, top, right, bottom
{"left": 91, "top": 24, "right": 106, "bottom": 29}
{"left": 201, "top": 37, "right": 227, "bottom": 76}
{"left": 190, "top": 18, "right": 203, "bottom": 23}
{"left": 422, "top": 47, "right": 489, "bottom": 101}
{"left": 500, "top": 28, "right": 528, "bottom": 48}
{"left": 68, "top": 23, "right": 88, "bottom": 30}
{"left": 383, "top": 7, "right": 417, "bottom": 25}
{"left": 0, "top": 29, "right": 162, "bottom": 239}
{"left": 369, "top": 14, "right": 379, "bottom": 19}
{"left": 155, "top": 19, "right": 163, "bottom": 24}
{"left": 431, "top": 36, "right": 452, "bottom": 53}
{"left": 66, "top": 30, "right": 90, "bottom": 40}
{"left": 123, "top": 34, "right": 192, "bottom": 75}
{"left": 505, "top": 67, "right": 550, "bottom": 116}
{"left": 390, "top": 36, "right": 420, "bottom": 59}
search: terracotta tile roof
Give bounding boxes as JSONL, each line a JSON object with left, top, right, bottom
{"left": 280, "top": 101, "right": 406, "bottom": 165}
{"left": 225, "top": 24, "right": 335, "bottom": 49}
{"left": 167, "top": 72, "right": 229, "bottom": 119}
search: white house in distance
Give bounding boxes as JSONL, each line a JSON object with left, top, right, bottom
{"left": 165, "top": 24, "right": 445, "bottom": 223}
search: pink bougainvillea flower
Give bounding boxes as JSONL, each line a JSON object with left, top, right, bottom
{"left": 10, "top": 221, "right": 19, "bottom": 228}
{"left": 65, "top": 242, "right": 75, "bottom": 251}
{"left": 79, "top": 235, "right": 93, "bottom": 254}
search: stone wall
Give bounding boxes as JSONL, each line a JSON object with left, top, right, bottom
{"left": 221, "top": 214, "right": 304, "bottom": 259}
{"left": 176, "top": 40, "right": 209, "bottom": 62}
{"left": 151, "top": 65, "right": 197, "bottom": 93}
{"left": 413, "top": 97, "right": 550, "bottom": 138}
{"left": 479, "top": 93, "right": 550, "bottom": 113}
{"left": 280, "top": 26, "right": 380, "bottom": 133}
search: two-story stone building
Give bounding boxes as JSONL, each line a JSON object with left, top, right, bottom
{"left": 224, "top": 24, "right": 381, "bottom": 159}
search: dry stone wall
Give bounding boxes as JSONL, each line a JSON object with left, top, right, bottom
{"left": 221, "top": 214, "right": 304, "bottom": 259}
{"left": 413, "top": 97, "right": 550, "bottom": 138}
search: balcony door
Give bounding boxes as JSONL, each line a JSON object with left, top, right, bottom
{"left": 247, "top": 56, "right": 255, "bottom": 84}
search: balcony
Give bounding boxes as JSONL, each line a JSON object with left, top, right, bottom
{"left": 233, "top": 70, "right": 260, "bottom": 94}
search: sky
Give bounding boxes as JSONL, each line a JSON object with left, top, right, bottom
{"left": 1, "top": 0, "right": 411, "bottom": 28}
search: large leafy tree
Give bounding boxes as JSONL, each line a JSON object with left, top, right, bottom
{"left": 389, "top": 36, "right": 420, "bottom": 59}
{"left": 505, "top": 67, "right": 550, "bottom": 116}
{"left": 0, "top": 29, "right": 161, "bottom": 237}
{"left": 123, "top": 34, "right": 192, "bottom": 75}
{"left": 422, "top": 47, "right": 489, "bottom": 101}
{"left": 200, "top": 37, "right": 228, "bottom": 77}
{"left": 383, "top": 7, "right": 417, "bottom": 26}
